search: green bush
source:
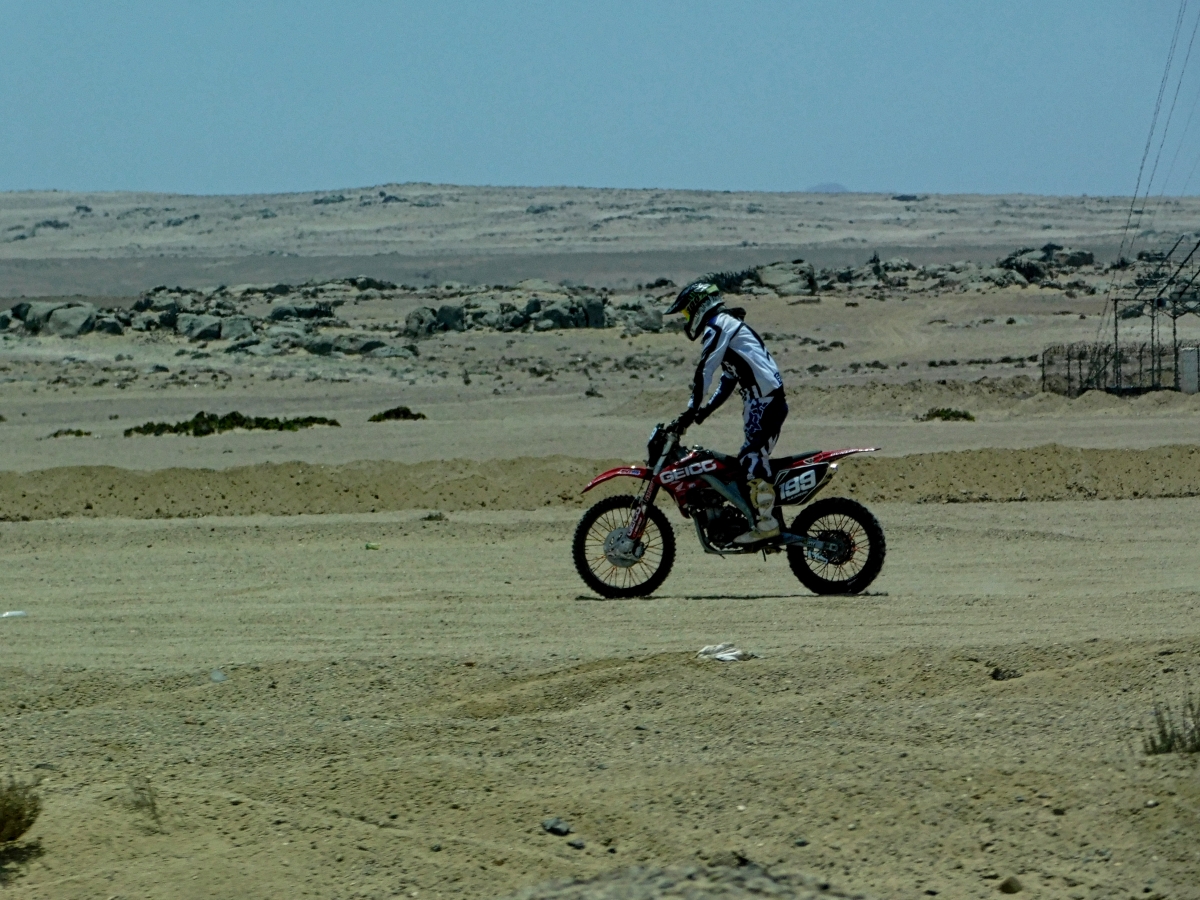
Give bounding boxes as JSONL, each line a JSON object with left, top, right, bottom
{"left": 369, "top": 406, "right": 427, "bottom": 422}
{"left": 917, "top": 407, "right": 975, "bottom": 422}
{"left": 124, "top": 411, "right": 340, "bottom": 437}
{"left": 0, "top": 778, "right": 41, "bottom": 843}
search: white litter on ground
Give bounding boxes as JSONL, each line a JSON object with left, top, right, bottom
{"left": 697, "top": 642, "right": 758, "bottom": 661}
{"left": 2, "top": 611, "right": 28, "bottom": 618}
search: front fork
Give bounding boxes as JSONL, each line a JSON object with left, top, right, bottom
{"left": 626, "top": 431, "right": 675, "bottom": 541}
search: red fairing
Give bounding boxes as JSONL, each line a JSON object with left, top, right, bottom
{"left": 804, "top": 447, "right": 879, "bottom": 464}
{"left": 582, "top": 466, "right": 652, "bottom": 493}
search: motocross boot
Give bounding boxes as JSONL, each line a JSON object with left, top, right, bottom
{"left": 734, "top": 478, "right": 781, "bottom": 544}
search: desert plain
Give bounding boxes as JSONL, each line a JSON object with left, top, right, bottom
{"left": 1, "top": 186, "right": 1199, "bottom": 900}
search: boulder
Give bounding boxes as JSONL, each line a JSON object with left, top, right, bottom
{"left": 332, "top": 334, "right": 386, "bottom": 355}
{"left": 23, "top": 301, "right": 70, "bottom": 332}
{"left": 219, "top": 316, "right": 255, "bottom": 342}
{"left": 268, "top": 304, "right": 300, "bottom": 321}
{"left": 404, "top": 306, "right": 438, "bottom": 337}
{"left": 583, "top": 296, "right": 606, "bottom": 328}
{"left": 534, "top": 299, "right": 581, "bottom": 330}
{"left": 9, "top": 302, "right": 30, "bottom": 321}
{"left": 367, "top": 345, "right": 415, "bottom": 359}
{"left": 0, "top": 312, "right": 10, "bottom": 330}
{"left": 436, "top": 305, "right": 466, "bottom": 331}
{"left": 302, "top": 335, "right": 335, "bottom": 355}
{"left": 606, "top": 297, "right": 664, "bottom": 334}
{"left": 130, "top": 312, "right": 159, "bottom": 332}
{"left": 176, "top": 313, "right": 222, "bottom": 341}
{"left": 45, "top": 304, "right": 96, "bottom": 337}
{"left": 93, "top": 316, "right": 124, "bottom": 335}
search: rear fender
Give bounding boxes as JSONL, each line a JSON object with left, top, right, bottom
{"left": 775, "top": 449, "right": 877, "bottom": 506}
{"left": 582, "top": 466, "right": 652, "bottom": 493}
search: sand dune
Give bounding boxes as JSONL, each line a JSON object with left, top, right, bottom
{"left": 2, "top": 444, "right": 1198, "bottom": 522}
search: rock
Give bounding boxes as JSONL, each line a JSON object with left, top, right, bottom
{"left": 606, "top": 297, "right": 663, "bottom": 334}
{"left": 176, "top": 313, "right": 223, "bottom": 341}
{"left": 130, "top": 312, "right": 159, "bottom": 332}
{"left": 45, "top": 304, "right": 96, "bottom": 336}
{"left": 436, "top": 304, "right": 466, "bottom": 331}
{"left": 268, "top": 304, "right": 300, "bottom": 321}
{"left": 566, "top": 838, "right": 585, "bottom": 850}
{"left": 404, "top": 307, "right": 439, "bottom": 337}
{"left": 367, "top": 345, "right": 415, "bottom": 359}
{"left": 23, "top": 301, "right": 70, "bottom": 332}
{"left": 1062, "top": 249, "right": 1094, "bottom": 268}
{"left": 583, "top": 296, "right": 606, "bottom": 327}
{"left": 225, "top": 337, "right": 261, "bottom": 353}
{"left": 0, "top": 312, "right": 10, "bottom": 330}
{"left": 93, "top": 316, "right": 124, "bottom": 335}
{"left": 983, "top": 268, "right": 1027, "bottom": 288}
{"left": 332, "top": 334, "right": 386, "bottom": 355}
{"left": 998, "top": 875, "right": 1023, "bottom": 893}
{"left": 541, "top": 817, "right": 572, "bottom": 836}
{"left": 220, "top": 316, "right": 255, "bottom": 342}
{"left": 759, "top": 262, "right": 815, "bottom": 296}
{"left": 302, "top": 335, "right": 335, "bottom": 355}
{"left": 9, "top": 302, "right": 30, "bottom": 321}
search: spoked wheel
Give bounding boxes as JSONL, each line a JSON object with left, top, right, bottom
{"left": 786, "top": 497, "right": 885, "bottom": 595}
{"left": 572, "top": 494, "right": 675, "bottom": 599}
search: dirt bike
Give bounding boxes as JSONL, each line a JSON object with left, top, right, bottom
{"left": 572, "top": 422, "right": 886, "bottom": 599}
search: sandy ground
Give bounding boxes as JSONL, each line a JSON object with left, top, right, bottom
{"left": 2, "top": 189, "right": 1200, "bottom": 898}
{"left": 2, "top": 501, "right": 1199, "bottom": 900}
{"left": 1, "top": 183, "right": 1195, "bottom": 295}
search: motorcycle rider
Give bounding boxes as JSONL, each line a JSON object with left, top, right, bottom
{"left": 666, "top": 281, "right": 788, "bottom": 544}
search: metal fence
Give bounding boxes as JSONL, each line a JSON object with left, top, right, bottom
{"left": 1039, "top": 342, "right": 1197, "bottom": 396}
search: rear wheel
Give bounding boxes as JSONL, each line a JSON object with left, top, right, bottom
{"left": 573, "top": 494, "right": 675, "bottom": 599}
{"left": 786, "top": 497, "right": 885, "bottom": 595}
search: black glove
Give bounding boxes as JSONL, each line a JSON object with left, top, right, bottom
{"left": 669, "top": 408, "right": 696, "bottom": 433}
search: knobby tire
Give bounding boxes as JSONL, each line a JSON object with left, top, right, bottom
{"left": 786, "top": 497, "right": 885, "bottom": 595}
{"left": 572, "top": 494, "right": 676, "bottom": 599}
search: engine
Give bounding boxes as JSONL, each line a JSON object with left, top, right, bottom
{"left": 701, "top": 504, "right": 750, "bottom": 547}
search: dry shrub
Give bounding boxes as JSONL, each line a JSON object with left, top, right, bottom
{"left": 126, "top": 775, "right": 161, "bottom": 829}
{"left": 0, "top": 778, "right": 41, "bottom": 843}
{"left": 1145, "top": 694, "right": 1200, "bottom": 755}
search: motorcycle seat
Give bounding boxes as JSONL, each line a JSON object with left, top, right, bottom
{"left": 771, "top": 451, "right": 820, "bottom": 470}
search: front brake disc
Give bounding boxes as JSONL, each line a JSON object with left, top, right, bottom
{"left": 603, "top": 528, "right": 645, "bottom": 568}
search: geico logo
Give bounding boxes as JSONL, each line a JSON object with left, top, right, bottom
{"left": 779, "top": 468, "right": 819, "bottom": 499}
{"left": 661, "top": 459, "right": 717, "bottom": 483}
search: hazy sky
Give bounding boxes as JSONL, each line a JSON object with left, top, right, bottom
{"left": 0, "top": 1, "right": 1193, "bottom": 196}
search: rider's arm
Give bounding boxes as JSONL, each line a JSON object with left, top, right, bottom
{"left": 694, "top": 371, "right": 736, "bottom": 423}
{"left": 687, "top": 324, "right": 726, "bottom": 416}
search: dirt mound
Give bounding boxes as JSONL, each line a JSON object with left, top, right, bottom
{"left": 844, "top": 443, "right": 1200, "bottom": 502}
{"left": 0, "top": 456, "right": 625, "bottom": 521}
{"left": 2, "top": 445, "right": 1198, "bottom": 521}
{"left": 503, "top": 861, "right": 871, "bottom": 900}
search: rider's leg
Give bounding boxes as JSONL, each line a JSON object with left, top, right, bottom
{"left": 733, "top": 390, "right": 788, "bottom": 544}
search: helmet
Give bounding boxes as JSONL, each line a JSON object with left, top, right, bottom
{"left": 668, "top": 281, "right": 724, "bottom": 340}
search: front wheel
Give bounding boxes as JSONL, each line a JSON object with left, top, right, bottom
{"left": 786, "top": 497, "right": 885, "bottom": 595}
{"left": 573, "top": 494, "right": 675, "bottom": 599}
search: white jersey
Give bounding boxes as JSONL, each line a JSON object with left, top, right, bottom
{"left": 688, "top": 310, "right": 784, "bottom": 418}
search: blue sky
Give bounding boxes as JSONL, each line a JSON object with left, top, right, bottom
{"left": 0, "top": 1, "right": 1192, "bottom": 195}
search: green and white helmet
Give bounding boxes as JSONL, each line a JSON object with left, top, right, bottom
{"left": 667, "top": 281, "right": 724, "bottom": 340}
